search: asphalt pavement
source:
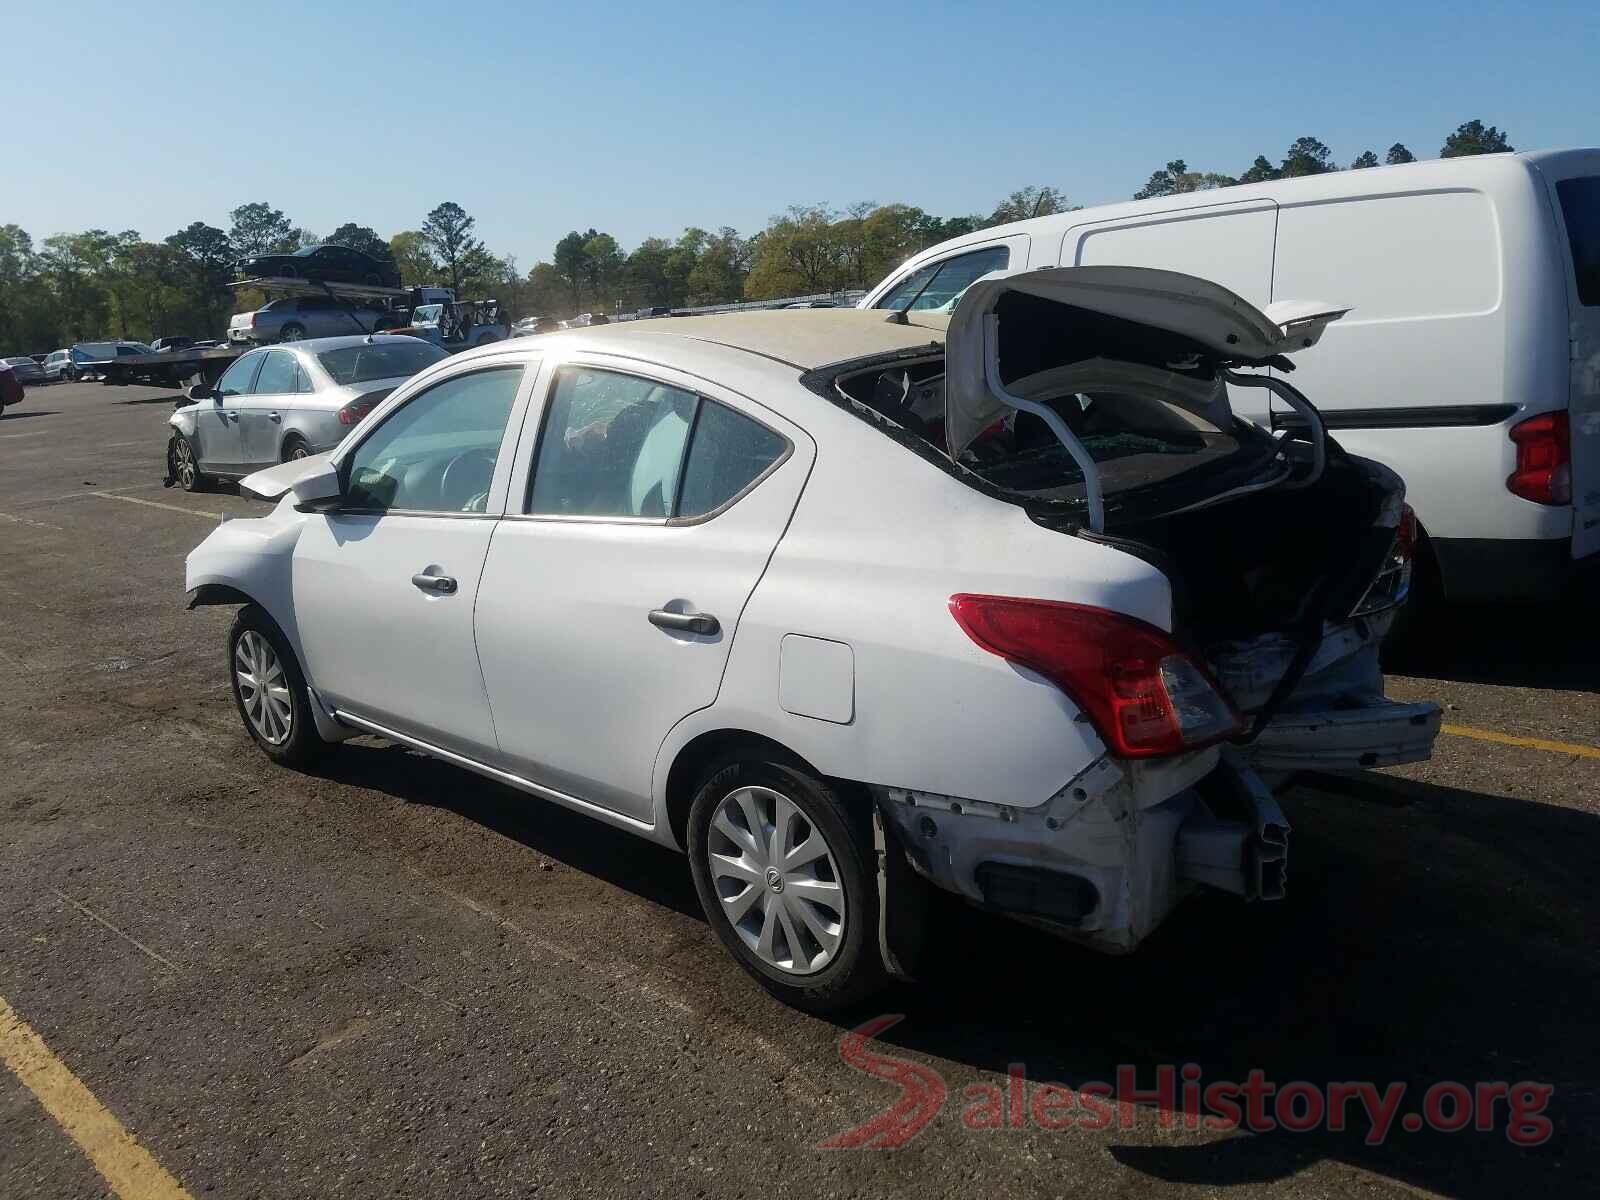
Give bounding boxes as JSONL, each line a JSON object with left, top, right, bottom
{"left": 2, "top": 380, "right": 1597, "bottom": 1199}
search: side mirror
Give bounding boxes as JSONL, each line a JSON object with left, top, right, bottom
{"left": 289, "top": 460, "right": 342, "bottom": 510}
{"left": 186, "top": 383, "right": 216, "bottom": 401}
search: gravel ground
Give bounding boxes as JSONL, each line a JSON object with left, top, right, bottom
{"left": 2, "top": 380, "right": 1597, "bottom": 1199}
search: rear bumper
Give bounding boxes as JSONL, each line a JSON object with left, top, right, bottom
{"left": 1431, "top": 535, "right": 1583, "bottom": 602}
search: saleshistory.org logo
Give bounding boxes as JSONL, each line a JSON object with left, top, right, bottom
{"left": 818, "top": 1016, "right": 1555, "bottom": 1150}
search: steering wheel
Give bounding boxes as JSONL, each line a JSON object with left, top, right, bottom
{"left": 438, "top": 448, "right": 497, "bottom": 512}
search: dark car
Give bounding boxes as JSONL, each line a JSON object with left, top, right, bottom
{"left": 235, "top": 244, "right": 401, "bottom": 289}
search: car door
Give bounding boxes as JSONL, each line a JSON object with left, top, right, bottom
{"left": 199, "top": 352, "right": 262, "bottom": 471}
{"left": 289, "top": 358, "right": 534, "bottom": 760}
{"left": 238, "top": 349, "right": 298, "bottom": 468}
{"left": 473, "top": 358, "right": 814, "bottom": 821}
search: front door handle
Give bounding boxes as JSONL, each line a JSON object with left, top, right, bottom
{"left": 268, "top": 411, "right": 281, "bottom": 422}
{"left": 227, "top": 411, "right": 239, "bottom": 422}
{"left": 649, "top": 607, "right": 719, "bottom": 635}
{"left": 412, "top": 573, "right": 458, "bottom": 595}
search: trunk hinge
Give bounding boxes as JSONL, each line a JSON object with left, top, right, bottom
{"left": 1221, "top": 368, "right": 1328, "bottom": 490}
{"left": 983, "top": 314, "right": 1106, "bottom": 533}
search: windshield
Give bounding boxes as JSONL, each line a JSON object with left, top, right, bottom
{"left": 4, "top": 357, "right": 32, "bottom": 366}
{"left": 292, "top": 244, "right": 323, "bottom": 257}
{"left": 73, "top": 343, "right": 116, "bottom": 360}
{"left": 411, "top": 304, "right": 445, "bottom": 325}
{"left": 317, "top": 340, "right": 447, "bottom": 385}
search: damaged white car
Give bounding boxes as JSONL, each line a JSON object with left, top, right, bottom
{"left": 184, "top": 266, "right": 1440, "bottom": 1010}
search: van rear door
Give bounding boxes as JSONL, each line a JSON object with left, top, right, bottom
{"left": 1538, "top": 155, "right": 1600, "bottom": 560}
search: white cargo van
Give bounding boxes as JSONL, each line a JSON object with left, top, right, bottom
{"left": 861, "top": 150, "right": 1600, "bottom": 604}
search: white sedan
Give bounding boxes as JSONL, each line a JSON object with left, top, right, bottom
{"left": 184, "top": 267, "right": 1439, "bottom": 1010}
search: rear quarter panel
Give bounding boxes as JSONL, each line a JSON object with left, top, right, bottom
{"left": 655, "top": 398, "right": 1172, "bottom": 813}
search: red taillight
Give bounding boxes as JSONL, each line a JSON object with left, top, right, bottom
{"left": 949, "top": 595, "right": 1243, "bottom": 759}
{"left": 1394, "top": 503, "right": 1417, "bottom": 565}
{"left": 1507, "top": 411, "right": 1571, "bottom": 505}
{"left": 338, "top": 398, "right": 379, "bottom": 426}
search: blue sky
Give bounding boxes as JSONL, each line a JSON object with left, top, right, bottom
{"left": 5, "top": 0, "right": 1594, "bottom": 267}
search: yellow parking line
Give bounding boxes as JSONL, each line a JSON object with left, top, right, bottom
{"left": 1441, "top": 722, "right": 1600, "bottom": 760}
{"left": 90, "top": 492, "right": 223, "bottom": 521}
{"left": 0, "top": 995, "right": 194, "bottom": 1200}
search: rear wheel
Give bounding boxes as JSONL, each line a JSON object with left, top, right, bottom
{"left": 687, "top": 753, "right": 884, "bottom": 1011}
{"left": 279, "top": 322, "right": 306, "bottom": 342}
{"left": 228, "top": 605, "right": 325, "bottom": 769}
{"left": 281, "top": 435, "right": 310, "bottom": 462}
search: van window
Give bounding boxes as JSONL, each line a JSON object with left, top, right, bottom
{"left": 876, "top": 246, "right": 1010, "bottom": 311}
{"left": 1273, "top": 192, "right": 1499, "bottom": 320}
{"left": 1555, "top": 177, "right": 1600, "bottom": 307}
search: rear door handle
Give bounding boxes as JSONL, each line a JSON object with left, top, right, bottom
{"left": 227, "top": 411, "right": 239, "bottom": 421}
{"left": 649, "top": 608, "right": 719, "bottom": 635}
{"left": 268, "top": 411, "right": 281, "bottom": 422}
{"left": 412, "top": 573, "right": 458, "bottom": 595}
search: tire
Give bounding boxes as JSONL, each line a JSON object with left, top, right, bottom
{"left": 279, "top": 322, "right": 306, "bottom": 343}
{"left": 364, "top": 273, "right": 381, "bottom": 286}
{"left": 227, "top": 605, "right": 326, "bottom": 769}
{"left": 281, "top": 435, "right": 311, "bottom": 462}
{"left": 687, "top": 753, "right": 885, "bottom": 1012}
{"left": 171, "top": 433, "right": 210, "bottom": 493}
{"left": 1382, "top": 526, "right": 1443, "bottom": 666}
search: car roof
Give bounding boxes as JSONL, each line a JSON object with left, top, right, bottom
{"left": 540, "top": 308, "right": 950, "bottom": 372}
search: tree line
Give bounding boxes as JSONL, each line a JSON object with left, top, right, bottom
{"left": 0, "top": 120, "right": 1514, "bottom": 352}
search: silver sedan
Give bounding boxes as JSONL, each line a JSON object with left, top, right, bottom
{"left": 167, "top": 335, "right": 448, "bottom": 492}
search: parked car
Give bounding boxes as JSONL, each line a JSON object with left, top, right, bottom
{"left": 44, "top": 342, "right": 153, "bottom": 381}
{"left": 228, "top": 295, "right": 387, "bottom": 345}
{"left": 0, "top": 361, "right": 21, "bottom": 412}
{"left": 236, "top": 244, "right": 401, "bottom": 289}
{"left": 2, "top": 355, "right": 45, "bottom": 385}
{"left": 513, "top": 315, "right": 563, "bottom": 336}
{"left": 862, "top": 149, "right": 1600, "bottom": 610}
{"left": 184, "top": 268, "right": 1438, "bottom": 1010}
{"left": 167, "top": 335, "right": 447, "bottom": 492}
{"left": 560, "top": 312, "right": 610, "bottom": 328}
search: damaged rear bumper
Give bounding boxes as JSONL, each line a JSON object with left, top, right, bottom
{"left": 873, "top": 747, "right": 1290, "bottom": 956}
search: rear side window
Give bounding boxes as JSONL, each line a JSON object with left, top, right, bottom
{"left": 875, "top": 246, "right": 1010, "bottom": 311}
{"left": 528, "top": 369, "right": 788, "bottom": 519}
{"left": 1555, "top": 177, "right": 1600, "bottom": 306}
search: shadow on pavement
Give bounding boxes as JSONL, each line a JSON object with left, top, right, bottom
{"left": 1383, "top": 580, "right": 1600, "bottom": 692}
{"left": 0, "top": 410, "right": 60, "bottom": 420}
{"left": 311, "top": 741, "right": 1596, "bottom": 1197}
{"left": 118, "top": 394, "right": 184, "bottom": 406}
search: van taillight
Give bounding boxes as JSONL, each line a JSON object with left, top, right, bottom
{"left": 1507, "top": 411, "right": 1571, "bottom": 505}
{"left": 949, "top": 595, "right": 1243, "bottom": 759}
{"left": 338, "top": 398, "right": 379, "bottom": 425}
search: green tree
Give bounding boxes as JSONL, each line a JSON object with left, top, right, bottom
{"left": 581, "top": 233, "right": 624, "bottom": 313}
{"left": 989, "top": 186, "right": 1070, "bottom": 224}
{"left": 1385, "top": 143, "right": 1416, "bottom": 165}
{"left": 1350, "top": 150, "right": 1380, "bottom": 170}
{"left": 389, "top": 231, "right": 436, "bottom": 287}
{"left": 1134, "top": 159, "right": 1237, "bottom": 199}
{"left": 421, "top": 202, "right": 485, "bottom": 294}
{"left": 1440, "top": 120, "right": 1513, "bottom": 158}
{"left": 228, "top": 202, "right": 295, "bottom": 260}
{"left": 553, "top": 230, "right": 596, "bottom": 308}
{"left": 685, "top": 227, "right": 750, "bottom": 305}
{"left": 1239, "top": 155, "right": 1280, "bottom": 183}
{"left": 743, "top": 206, "right": 846, "bottom": 299}
{"left": 1280, "top": 137, "right": 1335, "bottom": 177}
{"left": 164, "top": 222, "right": 235, "bottom": 335}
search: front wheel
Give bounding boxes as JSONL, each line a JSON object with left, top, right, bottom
{"left": 687, "top": 754, "right": 884, "bottom": 1011}
{"left": 228, "top": 605, "right": 325, "bottom": 769}
{"left": 171, "top": 433, "right": 210, "bottom": 492}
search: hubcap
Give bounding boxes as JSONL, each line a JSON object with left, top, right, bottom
{"left": 289, "top": 445, "right": 308, "bottom": 460}
{"left": 707, "top": 786, "right": 844, "bottom": 975}
{"left": 174, "top": 438, "right": 195, "bottom": 488}
{"left": 234, "top": 630, "right": 293, "bottom": 745}
{"left": 282, "top": 327, "right": 302, "bottom": 341}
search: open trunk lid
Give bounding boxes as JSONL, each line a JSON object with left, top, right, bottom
{"left": 943, "top": 265, "right": 1348, "bottom": 459}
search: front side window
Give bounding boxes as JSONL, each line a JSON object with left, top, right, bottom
{"left": 252, "top": 350, "right": 298, "bottom": 395}
{"left": 528, "top": 368, "right": 787, "bottom": 519}
{"left": 216, "top": 353, "right": 263, "bottom": 397}
{"left": 344, "top": 366, "right": 522, "bottom": 514}
{"left": 875, "top": 245, "right": 1011, "bottom": 312}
